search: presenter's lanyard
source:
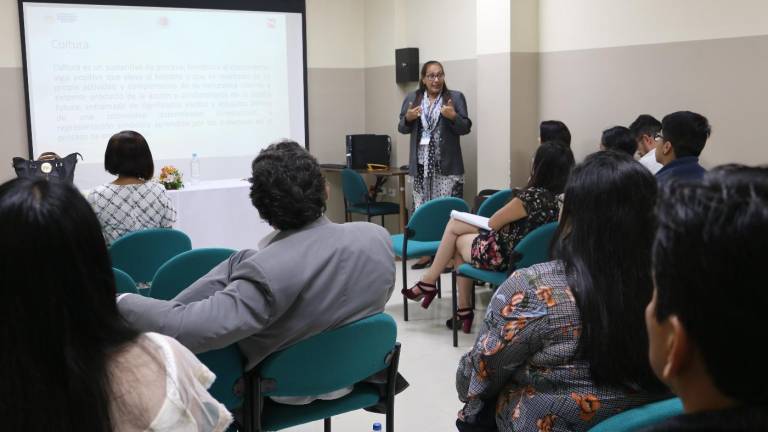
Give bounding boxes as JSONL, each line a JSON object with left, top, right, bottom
{"left": 421, "top": 93, "right": 442, "bottom": 137}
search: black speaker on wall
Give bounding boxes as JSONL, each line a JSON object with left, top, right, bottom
{"left": 395, "top": 47, "right": 419, "bottom": 83}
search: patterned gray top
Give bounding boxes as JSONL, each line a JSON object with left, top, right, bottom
{"left": 87, "top": 182, "right": 177, "bottom": 244}
{"left": 456, "top": 260, "right": 663, "bottom": 432}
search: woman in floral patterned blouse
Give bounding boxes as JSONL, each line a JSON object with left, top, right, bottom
{"left": 403, "top": 141, "right": 574, "bottom": 332}
{"left": 456, "top": 151, "right": 669, "bottom": 431}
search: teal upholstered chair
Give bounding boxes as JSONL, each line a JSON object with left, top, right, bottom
{"left": 150, "top": 247, "right": 236, "bottom": 300}
{"left": 109, "top": 228, "right": 192, "bottom": 287}
{"left": 198, "top": 345, "right": 245, "bottom": 414}
{"left": 587, "top": 398, "right": 683, "bottom": 432}
{"left": 476, "top": 189, "right": 512, "bottom": 218}
{"left": 450, "top": 222, "right": 559, "bottom": 346}
{"left": 146, "top": 246, "right": 242, "bottom": 413}
{"left": 341, "top": 168, "right": 400, "bottom": 226}
{"left": 112, "top": 267, "right": 139, "bottom": 294}
{"left": 392, "top": 197, "right": 470, "bottom": 321}
{"left": 242, "top": 313, "right": 401, "bottom": 432}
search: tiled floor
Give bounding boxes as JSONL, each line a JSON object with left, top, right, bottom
{"left": 282, "top": 260, "right": 493, "bottom": 432}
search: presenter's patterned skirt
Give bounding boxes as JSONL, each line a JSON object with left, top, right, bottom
{"left": 412, "top": 166, "right": 464, "bottom": 210}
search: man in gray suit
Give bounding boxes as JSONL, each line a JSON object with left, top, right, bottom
{"left": 117, "top": 141, "right": 395, "bottom": 371}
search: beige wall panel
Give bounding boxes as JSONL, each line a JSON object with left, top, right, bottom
{"left": 476, "top": 52, "right": 511, "bottom": 190}
{"left": 0, "top": 0, "right": 21, "bottom": 67}
{"left": 540, "top": 0, "right": 768, "bottom": 52}
{"left": 0, "top": 67, "right": 28, "bottom": 181}
{"left": 510, "top": 52, "right": 539, "bottom": 188}
{"left": 539, "top": 35, "right": 768, "bottom": 167}
{"left": 306, "top": 67, "right": 365, "bottom": 223}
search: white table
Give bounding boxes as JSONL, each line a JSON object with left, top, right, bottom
{"left": 168, "top": 179, "right": 272, "bottom": 250}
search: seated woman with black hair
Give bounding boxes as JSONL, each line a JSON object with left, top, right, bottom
{"left": 0, "top": 178, "right": 231, "bottom": 431}
{"left": 87, "top": 130, "right": 176, "bottom": 244}
{"left": 402, "top": 141, "right": 574, "bottom": 333}
{"left": 455, "top": 151, "right": 669, "bottom": 432}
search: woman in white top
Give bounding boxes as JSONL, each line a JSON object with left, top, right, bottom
{"left": 88, "top": 130, "right": 176, "bottom": 244}
{"left": 0, "top": 177, "right": 231, "bottom": 432}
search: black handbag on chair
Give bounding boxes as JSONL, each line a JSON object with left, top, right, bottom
{"left": 12, "top": 152, "right": 83, "bottom": 183}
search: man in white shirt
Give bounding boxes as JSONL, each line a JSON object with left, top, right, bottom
{"left": 629, "top": 114, "right": 663, "bottom": 174}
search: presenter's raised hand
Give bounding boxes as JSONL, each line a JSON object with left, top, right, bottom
{"left": 440, "top": 99, "right": 457, "bottom": 121}
{"left": 405, "top": 102, "right": 422, "bottom": 122}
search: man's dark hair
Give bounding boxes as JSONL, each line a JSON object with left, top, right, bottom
{"left": 553, "top": 151, "right": 665, "bottom": 392}
{"left": 601, "top": 126, "right": 637, "bottom": 156}
{"left": 249, "top": 140, "right": 326, "bottom": 230}
{"left": 527, "top": 140, "right": 575, "bottom": 195}
{"left": 629, "top": 114, "right": 661, "bottom": 140}
{"left": 660, "top": 111, "right": 711, "bottom": 158}
{"left": 104, "top": 130, "right": 154, "bottom": 180}
{"left": 539, "top": 120, "right": 571, "bottom": 146}
{"left": 653, "top": 165, "right": 768, "bottom": 405}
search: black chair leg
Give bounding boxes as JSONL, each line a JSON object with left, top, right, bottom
{"left": 471, "top": 284, "right": 476, "bottom": 309}
{"left": 367, "top": 214, "right": 371, "bottom": 222}
{"left": 381, "top": 214, "right": 385, "bottom": 226}
{"left": 437, "top": 276, "right": 442, "bottom": 298}
{"left": 402, "top": 257, "right": 409, "bottom": 321}
{"left": 452, "top": 271, "right": 458, "bottom": 347}
{"left": 324, "top": 417, "right": 331, "bottom": 432}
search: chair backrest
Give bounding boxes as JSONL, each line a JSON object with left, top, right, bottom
{"left": 112, "top": 267, "right": 138, "bottom": 294}
{"left": 109, "top": 228, "right": 192, "bottom": 284}
{"left": 150, "top": 248, "right": 236, "bottom": 300}
{"left": 477, "top": 189, "right": 512, "bottom": 217}
{"left": 258, "top": 313, "right": 397, "bottom": 397}
{"left": 196, "top": 345, "right": 245, "bottom": 410}
{"left": 341, "top": 168, "right": 369, "bottom": 206}
{"left": 587, "top": 398, "right": 683, "bottom": 432}
{"left": 408, "top": 197, "right": 469, "bottom": 242}
{"left": 511, "top": 222, "right": 559, "bottom": 270}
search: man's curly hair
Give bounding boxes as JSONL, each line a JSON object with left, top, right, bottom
{"left": 249, "top": 140, "right": 326, "bottom": 230}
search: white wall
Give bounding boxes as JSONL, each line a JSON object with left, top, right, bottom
{"left": 306, "top": 0, "right": 365, "bottom": 68}
{"left": 540, "top": 0, "right": 768, "bottom": 52}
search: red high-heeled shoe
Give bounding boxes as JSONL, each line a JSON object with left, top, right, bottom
{"left": 401, "top": 281, "right": 438, "bottom": 309}
{"left": 445, "top": 308, "right": 475, "bottom": 334}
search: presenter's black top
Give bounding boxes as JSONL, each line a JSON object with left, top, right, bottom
{"left": 398, "top": 89, "right": 471, "bottom": 177}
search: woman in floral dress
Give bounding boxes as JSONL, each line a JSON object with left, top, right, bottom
{"left": 402, "top": 141, "right": 574, "bottom": 332}
{"left": 455, "top": 151, "right": 670, "bottom": 431}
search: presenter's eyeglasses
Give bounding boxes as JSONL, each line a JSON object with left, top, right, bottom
{"left": 425, "top": 73, "right": 444, "bottom": 81}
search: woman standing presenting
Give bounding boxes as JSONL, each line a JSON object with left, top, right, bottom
{"left": 398, "top": 60, "right": 472, "bottom": 268}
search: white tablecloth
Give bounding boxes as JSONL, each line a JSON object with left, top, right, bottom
{"left": 168, "top": 179, "right": 272, "bottom": 250}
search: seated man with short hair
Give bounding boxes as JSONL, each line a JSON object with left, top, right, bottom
{"left": 117, "top": 141, "right": 395, "bottom": 373}
{"left": 644, "top": 165, "right": 768, "bottom": 431}
{"left": 654, "top": 111, "right": 710, "bottom": 183}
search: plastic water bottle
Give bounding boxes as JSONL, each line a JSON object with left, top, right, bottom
{"left": 372, "top": 422, "right": 382, "bottom": 432}
{"left": 190, "top": 153, "right": 201, "bottom": 184}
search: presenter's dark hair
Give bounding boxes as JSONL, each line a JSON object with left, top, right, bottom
{"left": 104, "top": 130, "right": 155, "bottom": 180}
{"left": 0, "top": 178, "right": 139, "bottom": 432}
{"left": 653, "top": 165, "right": 768, "bottom": 404}
{"left": 601, "top": 126, "right": 637, "bottom": 156}
{"left": 660, "top": 111, "right": 711, "bottom": 158}
{"left": 249, "top": 140, "right": 326, "bottom": 230}
{"left": 527, "top": 140, "right": 574, "bottom": 195}
{"left": 552, "top": 151, "right": 665, "bottom": 392}
{"left": 629, "top": 114, "right": 661, "bottom": 140}
{"left": 540, "top": 120, "right": 571, "bottom": 146}
{"left": 417, "top": 60, "right": 450, "bottom": 96}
